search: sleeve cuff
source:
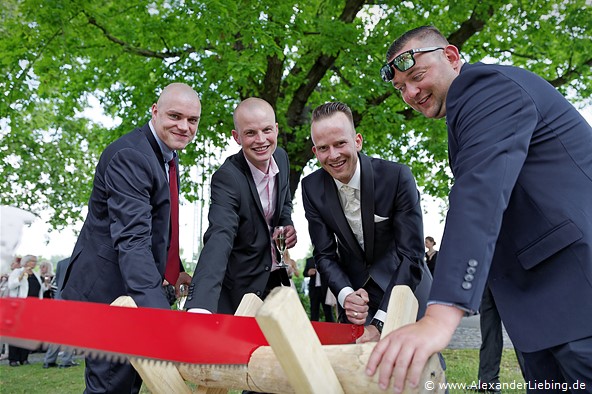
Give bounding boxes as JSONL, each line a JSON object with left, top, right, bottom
{"left": 338, "top": 287, "right": 355, "bottom": 308}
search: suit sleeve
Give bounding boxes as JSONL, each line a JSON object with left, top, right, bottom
{"left": 186, "top": 166, "right": 241, "bottom": 312}
{"left": 276, "top": 148, "right": 294, "bottom": 227}
{"left": 105, "top": 149, "right": 170, "bottom": 309}
{"left": 431, "top": 66, "right": 536, "bottom": 312}
{"left": 379, "top": 165, "right": 425, "bottom": 312}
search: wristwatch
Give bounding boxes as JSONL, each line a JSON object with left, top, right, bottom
{"left": 370, "top": 318, "right": 384, "bottom": 334}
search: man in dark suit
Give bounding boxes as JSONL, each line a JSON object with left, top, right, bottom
{"left": 367, "top": 26, "right": 592, "bottom": 392}
{"left": 304, "top": 256, "right": 334, "bottom": 322}
{"left": 185, "top": 97, "right": 296, "bottom": 314}
{"left": 61, "top": 83, "right": 201, "bottom": 393}
{"left": 302, "top": 101, "right": 432, "bottom": 343}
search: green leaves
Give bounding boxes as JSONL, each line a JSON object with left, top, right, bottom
{"left": 1, "top": 0, "right": 590, "bottom": 227}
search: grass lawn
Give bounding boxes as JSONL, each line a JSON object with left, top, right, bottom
{"left": 0, "top": 348, "right": 525, "bottom": 393}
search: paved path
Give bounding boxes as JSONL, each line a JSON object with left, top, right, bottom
{"left": 448, "top": 314, "right": 515, "bottom": 349}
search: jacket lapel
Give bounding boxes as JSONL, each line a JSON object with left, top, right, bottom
{"left": 359, "top": 153, "right": 375, "bottom": 265}
{"left": 234, "top": 152, "right": 266, "bottom": 220}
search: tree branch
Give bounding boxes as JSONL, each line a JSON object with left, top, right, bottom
{"left": 285, "top": 0, "right": 366, "bottom": 127}
{"left": 84, "top": 11, "right": 196, "bottom": 59}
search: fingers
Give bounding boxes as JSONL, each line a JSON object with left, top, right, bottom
{"left": 354, "top": 288, "right": 370, "bottom": 303}
{"left": 284, "top": 225, "right": 297, "bottom": 248}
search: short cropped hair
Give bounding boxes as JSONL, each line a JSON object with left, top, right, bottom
{"left": 311, "top": 102, "right": 354, "bottom": 126}
{"left": 385, "top": 25, "right": 449, "bottom": 62}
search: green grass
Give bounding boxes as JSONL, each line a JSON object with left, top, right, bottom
{"left": 0, "top": 349, "right": 525, "bottom": 393}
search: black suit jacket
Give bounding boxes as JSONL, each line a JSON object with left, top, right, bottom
{"left": 185, "top": 148, "right": 293, "bottom": 314}
{"left": 433, "top": 62, "right": 592, "bottom": 352}
{"left": 62, "top": 124, "right": 173, "bottom": 309}
{"left": 302, "top": 153, "right": 431, "bottom": 317}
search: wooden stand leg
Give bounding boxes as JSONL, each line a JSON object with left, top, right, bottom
{"left": 255, "top": 286, "right": 344, "bottom": 394}
{"left": 110, "top": 296, "right": 192, "bottom": 394}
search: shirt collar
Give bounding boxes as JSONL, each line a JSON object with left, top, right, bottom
{"left": 334, "top": 157, "right": 361, "bottom": 191}
{"left": 244, "top": 153, "right": 279, "bottom": 185}
{"left": 149, "top": 120, "right": 175, "bottom": 163}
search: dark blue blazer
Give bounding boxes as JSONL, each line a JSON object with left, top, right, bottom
{"left": 432, "top": 62, "right": 592, "bottom": 352}
{"left": 302, "top": 153, "right": 432, "bottom": 317}
{"left": 184, "top": 147, "right": 293, "bottom": 314}
{"left": 62, "top": 123, "right": 173, "bottom": 309}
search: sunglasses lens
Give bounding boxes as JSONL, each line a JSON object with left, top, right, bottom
{"left": 394, "top": 52, "right": 415, "bottom": 72}
{"left": 380, "top": 64, "right": 394, "bottom": 82}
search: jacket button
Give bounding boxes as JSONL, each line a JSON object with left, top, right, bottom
{"left": 462, "top": 282, "right": 472, "bottom": 290}
{"left": 466, "top": 266, "right": 476, "bottom": 275}
{"left": 468, "top": 259, "right": 478, "bottom": 267}
{"left": 464, "top": 274, "right": 474, "bottom": 282}
{"left": 256, "top": 291, "right": 261, "bottom": 296}
{"left": 264, "top": 266, "right": 270, "bottom": 271}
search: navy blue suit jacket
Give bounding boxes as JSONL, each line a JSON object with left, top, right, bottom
{"left": 62, "top": 123, "right": 173, "bottom": 309}
{"left": 184, "top": 148, "right": 293, "bottom": 314}
{"left": 302, "top": 153, "right": 432, "bottom": 317}
{"left": 432, "top": 62, "right": 592, "bottom": 352}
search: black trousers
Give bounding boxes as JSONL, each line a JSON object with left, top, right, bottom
{"left": 478, "top": 285, "right": 526, "bottom": 386}
{"left": 8, "top": 345, "right": 29, "bottom": 363}
{"left": 308, "top": 284, "right": 334, "bottom": 322}
{"left": 84, "top": 356, "right": 142, "bottom": 394}
{"left": 521, "top": 335, "right": 592, "bottom": 393}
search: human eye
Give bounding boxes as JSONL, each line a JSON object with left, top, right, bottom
{"left": 412, "top": 71, "right": 425, "bottom": 82}
{"left": 316, "top": 145, "right": 328, "bottom": 152}
{"left": 168, "top": 113, "right": 180, "bottom": 120}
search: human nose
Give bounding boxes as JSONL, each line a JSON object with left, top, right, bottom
{"left": 402, "top": 83, "right": 420, "bottom": 102}
{"left": 177, "top": 118, "right": 189, "bottom": 131}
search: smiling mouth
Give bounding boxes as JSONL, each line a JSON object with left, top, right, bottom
{"left": 253, "top": 145, "right": 269, "bottom": 153}
{"left": 329, "top": 159, "right": 346, "bottom": 169}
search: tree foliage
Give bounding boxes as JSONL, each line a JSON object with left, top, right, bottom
{"left": 1, "top": 0, "right": 590, "bottom": 228}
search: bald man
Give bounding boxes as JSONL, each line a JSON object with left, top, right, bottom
{"left": 62, "top": 83, "right": 201, "bottom": 393}
{"left": 185, "top": 97, "right": 296, "bottom": 314}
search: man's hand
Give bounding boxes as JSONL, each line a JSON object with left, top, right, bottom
{"left": 356, "top": 324, "right": 381, "bottom": 344}
{"left": 283, "top": 225, "right": 297, "bottom": 249}
{"left": 365, "top": 304, "right": 463, "bottom": 392}
{"left": 307, "top": 267, "right": 317, "bottom": 276}
{"left": 344, "top": 288, "right": 369, "bottom": 325}
{"left": 175, "top": 272, "right": 192, "bottom": 298}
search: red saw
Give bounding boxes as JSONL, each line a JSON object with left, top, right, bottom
{"left": 0, "top": 297, "right": 363, "bottom": 365}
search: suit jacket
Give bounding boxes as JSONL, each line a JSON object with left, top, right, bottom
{"left": 432, "top": 62, "right": 592, "bottom": 352}
{"left": 52, "top": 258, "right": 70, "bottom": 300}
{"left": 185, "top": 147, "right": 293, "bottom": 314}
{"left": 302, "top": 153, "right": 431, "bottom": 317}
{"left": 61, "top": 123, "right": 174, "bottom": 309}
{"left": 304, "top": 256, "right": 328, "bottom": 294}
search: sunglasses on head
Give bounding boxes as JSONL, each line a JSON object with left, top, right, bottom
{"left": 380, "top": 47, "right": 444, "bottom": 82}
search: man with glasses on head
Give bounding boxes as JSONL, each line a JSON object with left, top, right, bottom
{"left": 367, "top": 25, "right": 592, "bottom": 393}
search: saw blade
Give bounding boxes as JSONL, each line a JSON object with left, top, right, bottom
{"left": 0, "top": 297, "right": 363, "bottom": 365}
